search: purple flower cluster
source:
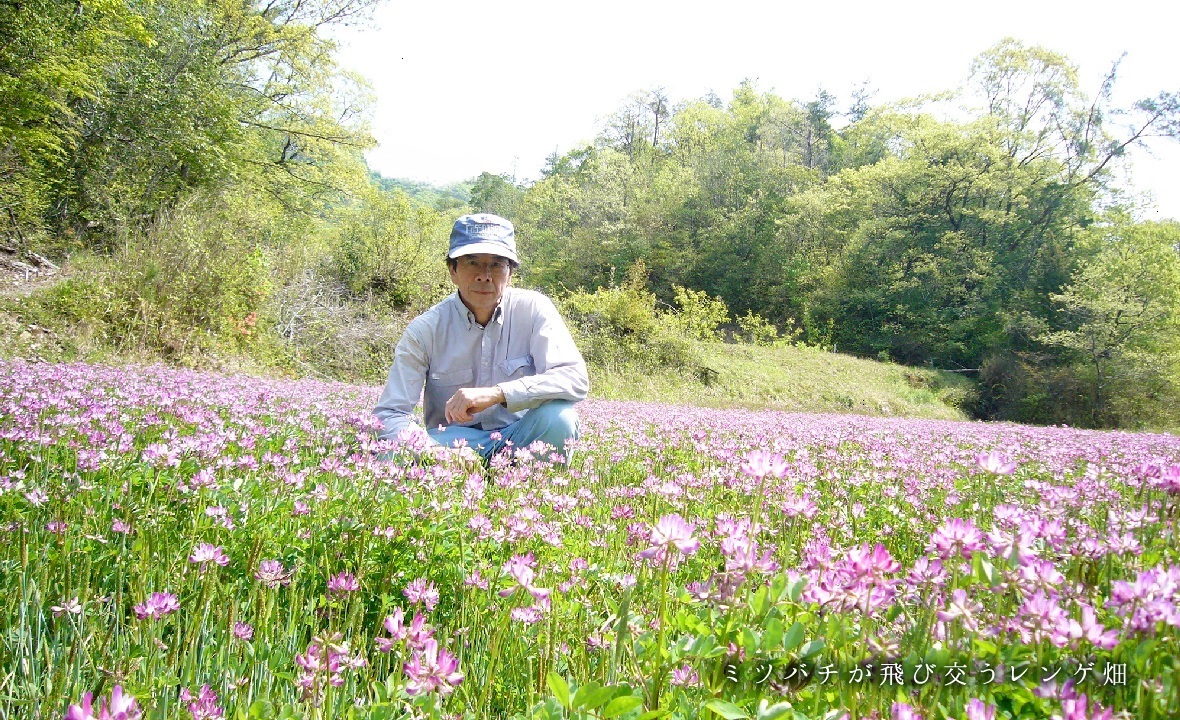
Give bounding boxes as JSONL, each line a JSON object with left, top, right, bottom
{"left": 133, "top": 592, "right": 179, "bottom": 620}
{"left": 404, "top": 639, "right": 464, "bottom": 696}
{"left": 189, "top": 543, "right": 229, "bottom": 571}
{"left": 179, "top": 685, "right": 224, "bottom": 720}
{"left": 64, "top": 686, "right": 140, "bottom": 720}
{"left": 294, "top": 634, "right": 366, "bottom": 700}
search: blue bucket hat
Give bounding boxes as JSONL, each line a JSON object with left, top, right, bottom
{"left": 448, "top": 213, "right": 518, "bottom": 264}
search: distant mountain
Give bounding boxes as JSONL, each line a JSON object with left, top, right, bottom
{"left": 369, "top": 171, "right": 471, "bottom": 211}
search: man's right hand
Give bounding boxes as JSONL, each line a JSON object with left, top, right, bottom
{"left": 444, "top": 386, "right": 506, "bottom": 424}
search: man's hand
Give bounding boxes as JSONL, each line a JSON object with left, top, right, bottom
{"left": 444, "top": 386, "right": 506, "bottom": 424}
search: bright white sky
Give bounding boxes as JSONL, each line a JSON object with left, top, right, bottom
{"left": 331, "top": 0, "right": 1179, "bottom": 220}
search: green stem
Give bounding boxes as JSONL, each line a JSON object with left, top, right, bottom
{"left": 649, "top": 551, "right": 671, "bottom": 710}
{"left": 478, "top": 603, "right": 514, "bottom": 716}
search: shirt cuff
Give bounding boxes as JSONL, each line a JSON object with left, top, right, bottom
{"left": 497, "top": 379, "right": 531, "bottom": 412}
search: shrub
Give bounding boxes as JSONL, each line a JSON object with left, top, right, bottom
{"left": 560, "top": 284, "right": 696, "bottom": 372}
{"left": 977, "top": 348, "right": 1180, "bottom": 430}
{"left": 40, "top": 192, "right": 276, "bottom": 361}
{"left": 331, "top": 187, "right": 451, "bottom": 308}
{"left": 670, "top": 285, "right": 728, "bottom": 341}
{"left": 269, "top": 270, "right": 412, "bottom": 382}
{"left": 737, "top": 310, "right": 779, "bottom": 346}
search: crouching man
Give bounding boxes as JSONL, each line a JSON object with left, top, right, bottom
{"left": 374, "top": 213, "right": 589, "bottom": 462}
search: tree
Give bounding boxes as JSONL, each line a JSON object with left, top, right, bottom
{"left": 1042, "top": 220, "right": 1180, "bottom": 426}
{"left": 814, "top": 40, "right": 1180, "bottom": 374}
{"left": 513, "top": 44, "right": 1180, "bottom": 428}
{"left": 469, "top": 172, "right": 523, "bottom": 218}
{"left": 801, "top": 88, "right": 836, "bottom": 171}
{"left": 847, "top": 80, "right": 876, "bottom": 123}
{"left": 2, "top": 0, "right": 381, "bottom": 247}
{"left": 600, "top": 89, "right": 672, "bottom": 162}
{"left": 0, "top": 0, "right": 148, "bottom": 251}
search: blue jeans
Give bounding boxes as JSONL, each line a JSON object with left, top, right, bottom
{"left": 428, "top": 400, "right": 579, "bottom": 461}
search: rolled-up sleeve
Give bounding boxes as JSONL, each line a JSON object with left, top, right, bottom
{"left": 498, "top": 295, "right": 589, "bottom": 412}
{"left": 374, "top": 321, "right": 437, "bottom": 443}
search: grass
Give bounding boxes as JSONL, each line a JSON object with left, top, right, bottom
{"left": 587, "top": 342, "right": 975, "bottom": 421}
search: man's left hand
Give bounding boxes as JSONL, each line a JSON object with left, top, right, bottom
{"left": 445, "top": 386, "right": 506, "bottom": 424}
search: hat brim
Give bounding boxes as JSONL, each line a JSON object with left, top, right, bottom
{"left": 448, "top": 242, "right": 519, "bottom": 264}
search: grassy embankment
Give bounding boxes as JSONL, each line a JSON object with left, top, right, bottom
{"left": 591, "top": 341, "right": 973, "bottom": 420}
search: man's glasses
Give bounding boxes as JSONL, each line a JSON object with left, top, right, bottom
{"left": 458, "top": 257, "right": 512, "bottom": 276}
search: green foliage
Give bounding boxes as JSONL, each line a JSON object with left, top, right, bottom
{"left": 0, "top": 0, "right": 148, "bottom": 249}
{"left": 0, "top": 0, "right": 420, "bottom": 380}
{"left": 34, "top": 192, "right": 277, "bottom": 361}
{"left": 469, "top": 172, "right": 525, "bottom": 218}
{"left": 1040, "top": 220, "right": 1180, "bottom": 427}
{"left": 511, "top": 40, "right": 1180, "bottom": 427}
{"left": 370, "top": 172, "right": 470, "bottom": 212}
{"left": 670, "top": 285, "right": 729, "bottom": 341}
{"left": 561, "top": 284, "right": 696, "bottom": 373}
{"left": 331, "top": 187, "right": 452, "bottom": 308}
{"left": 560, "top": 261, "right": 699, "bottom": 373}
{"left": 1, "top": 0, "right": 378, "bottom": 248}
{"left": 736, "top": 311, "right": 782, "bottom": 347}
{"left": 7, "top": 13, "right": 1180, "bottom": 431}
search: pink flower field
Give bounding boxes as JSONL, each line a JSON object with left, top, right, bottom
{"left": 1, "top": 360, "right": 1178, "bottom": 720}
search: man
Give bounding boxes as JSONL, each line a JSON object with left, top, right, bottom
{"left": 374, "top": 213, "right": 589, "bottom": 462}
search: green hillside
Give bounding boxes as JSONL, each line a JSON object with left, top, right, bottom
{"left": 589, "top": 341, "right": 973, "bottom": 420}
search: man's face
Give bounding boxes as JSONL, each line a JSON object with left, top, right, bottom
{"left": 450, "top": 253, "right": 513, "bottom": 318}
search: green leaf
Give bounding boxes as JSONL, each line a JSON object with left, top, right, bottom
{"left": 573, "top": 682, "right": 614, "bottom": 711}
{"left": 799, "top": 638, "right": 825, "bottom": 659}
{"left": 781, "top": 622, "right": 804, "bottom": 652}
{"left": 705, "top": 700, "right": 750, "bottom": 719}
{"left": 247, "top": 701, "right": 274, "bottom": 719}
{"left": 786, "top": 575, "right": 807, "bottom": 603}
{"left": 756, "top": 701, "right": 793, "bottom": 720}
{"left": 762, "top": 617, "right": 784, "bottom": 652}
{"left": 534, "top": 698, "right": 564, "bottom": 720}
{"left": 697, "top": 635, "right": 718, "bottom": 656}
{"left": 741, "top": 627, "right": 759, "bottom": 653}
{"left": 604, "top": 695, "right": 643, "bottom": 718}
{"left": 981, "top": 557, "right": 998, "bottom": 585}
{"left": 972, "top": 637, "right": 998, "bottom": 655}
{"left": 971, "top": 552, "right": 986, "bottom": 583}
{"left": 547, "top": 672, "right": 570, "bottom": 709}
{"left": 751, "top": 585, "right": 771, "bottom": 615}
{"left": 277, "top": 706, "right": 299, "bottom": 720}
{"left": 769, "top": 572, "right": 788, "bottom": 602}
{"left": 1134, "top": 638, "right": 1156, "bottom": 673}
{"left": 637, "top": 711, "right": 671, "bottom": 720}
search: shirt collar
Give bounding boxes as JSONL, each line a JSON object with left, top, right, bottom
{"left": 450, "top": 289, "right": 508, "bottom": 328}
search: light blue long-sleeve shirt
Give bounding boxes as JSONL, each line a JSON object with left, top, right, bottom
{"left": 373, "top": 288, "right": 589, "bottom": 442}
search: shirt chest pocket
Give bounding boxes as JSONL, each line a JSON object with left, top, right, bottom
{"left": 501, "top": 354, "right": 534, "bottom": 380}
{"left": 429, "top": 367, "right": 474, "bottom": 387}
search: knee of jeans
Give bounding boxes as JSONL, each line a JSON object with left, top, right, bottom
{"left": 538, "top": 400, "right": 579, "bottom": 438}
